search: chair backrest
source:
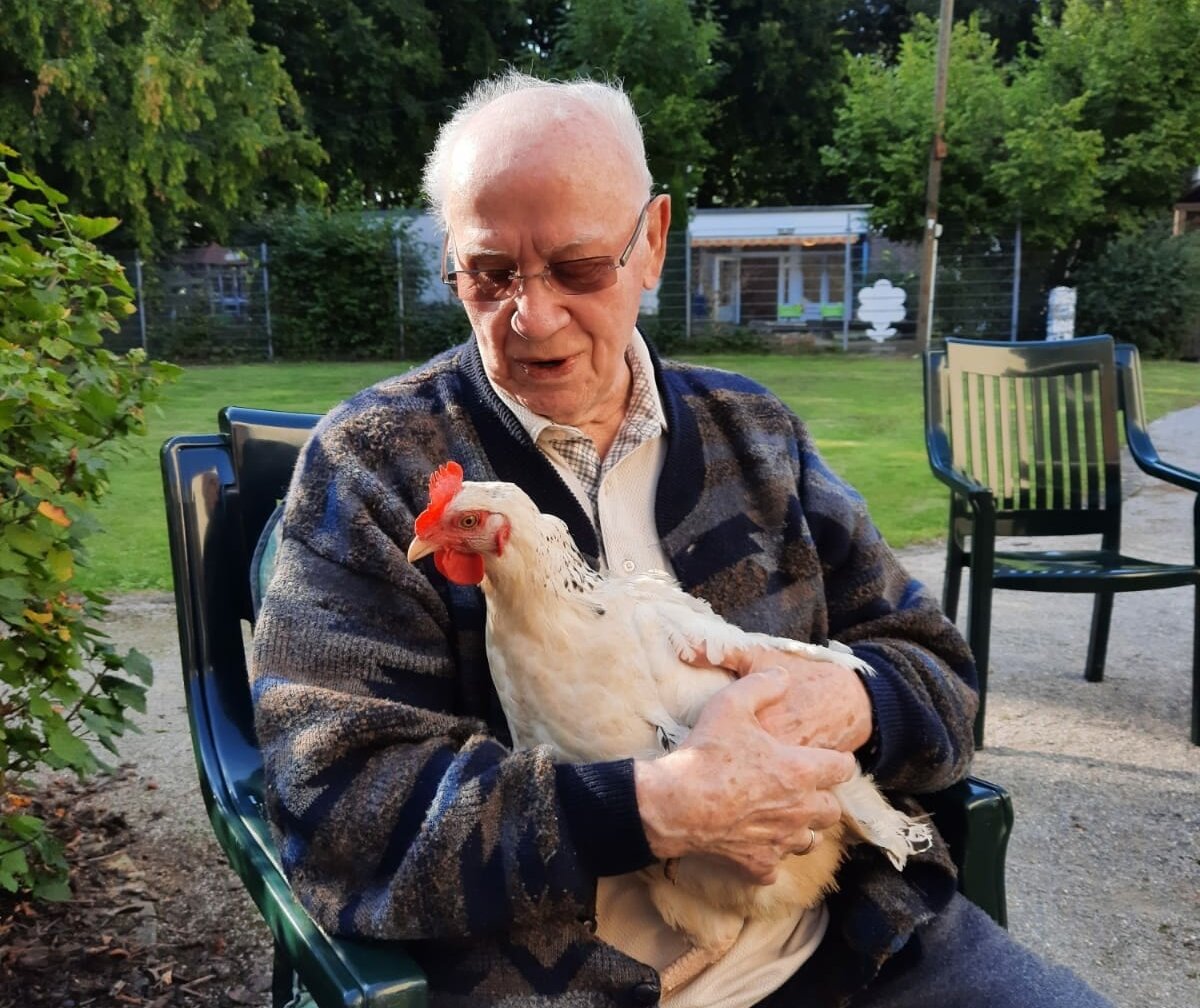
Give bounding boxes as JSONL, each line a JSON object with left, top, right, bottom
{"left": 929, "top": 335, "right": 1123, "bottom": 541}
{"left": 161, "top": 407, "right": 320, "bottom": 818}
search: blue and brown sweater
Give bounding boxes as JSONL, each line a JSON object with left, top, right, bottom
{"left": 250, "top": 337, "right": 978, "bottom": 1007}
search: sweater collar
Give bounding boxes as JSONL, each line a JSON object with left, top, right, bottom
{"left": 456, "top": 333, "right": 706, "bottom": 574}
{"left": 481, "top": 329, "right": 668, "bottom": 444}
{"left": 459, "top": 341, "right": 601, "bottom": 563}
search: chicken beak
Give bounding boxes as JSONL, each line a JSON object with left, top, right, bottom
{"left": 407, "top": 535, "right": 436, "bottom": 563}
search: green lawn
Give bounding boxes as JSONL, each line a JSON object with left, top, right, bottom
{"left": 82, "top": 353, "right": 1200, "bottom": 594}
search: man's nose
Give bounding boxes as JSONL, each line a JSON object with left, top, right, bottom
{"left": 510, "top": 271, "right": 569, "bottom": 340}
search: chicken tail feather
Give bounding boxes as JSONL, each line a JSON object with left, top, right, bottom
{"left": 835, "top": 767, "right": 934, "bottom": 871}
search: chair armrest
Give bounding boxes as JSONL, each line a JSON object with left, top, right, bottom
{"left": 211, "top": 801, "right": 428, "bottom": 1008}
{"left": 1116, "top": 343, "right": 1200, "bottom": 494}
{"left": 928, "top": 456, "right": 995, "bottom": 512}
{"left": 923, "top": 775, "right": 1012, "bottom": 928}
{"left": 925, "top": 426, "right": 993, "bottom": 503}
{"left": 1123, "top": 420, "right": 1200, "bottom": 495}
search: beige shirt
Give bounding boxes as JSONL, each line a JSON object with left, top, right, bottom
{"left": 485, "top": 331, "right": 825, "bottom": 1005}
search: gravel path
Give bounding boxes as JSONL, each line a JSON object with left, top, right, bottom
{"left": 98, "top": 406, "right": 1200, "bottom": 1008}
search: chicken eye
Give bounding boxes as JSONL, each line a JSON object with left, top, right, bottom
{"left": 459, "top": 514, "right": 479, "bottom": 529}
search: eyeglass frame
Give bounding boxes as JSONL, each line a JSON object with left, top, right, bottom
{"left": 440, "top": 194, "right": 661, "bottom": 302}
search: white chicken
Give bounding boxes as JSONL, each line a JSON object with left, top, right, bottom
{"left": 406, "top": 461, "right": 932, "bottom": 993}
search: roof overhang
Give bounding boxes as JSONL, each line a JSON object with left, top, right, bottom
{"left": 692, "top": 234, "right": 861, "bottom": 248}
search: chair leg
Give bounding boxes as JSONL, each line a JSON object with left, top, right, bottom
{"left": 942, "top": 508, "right": 963, "bottom": 621}
{"left": 1191, "top": 583, "right": 1199, "bottom": 746}
{"left": 966, "top": 569, "right": 994, "bottom": 750}
{"left": 272, "top": 943, "right": 297, "bottom": 1008}
{"left": 943, "top": 537, "right": 963, "bottom": 622}
{"left": 1084, "top": 591, "right": 1115, "bottom": 683}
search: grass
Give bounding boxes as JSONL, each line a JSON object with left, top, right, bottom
{"left": 81, "top": 353, "right": 1200, "bottom": 594}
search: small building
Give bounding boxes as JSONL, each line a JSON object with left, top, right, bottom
{"left": 688, "top": 206, "right": 871, "bottom": 327}
{"left": 165, "top": 242, "right": 254, "bottom": 317}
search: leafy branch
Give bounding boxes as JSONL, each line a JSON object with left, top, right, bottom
{"left": 0, "top": 142, "right": 179, "bottom": 900}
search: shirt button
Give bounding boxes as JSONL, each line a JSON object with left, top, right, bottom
{"left": 622, "top": 559, "right": 636, "bottom": 573}
{"left": 629, "top": 980, "right": 660, "bottom": 1006}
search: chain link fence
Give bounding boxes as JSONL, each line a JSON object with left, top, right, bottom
{"left": 665, "top": 226, "right": 1033, "bottom": 352}
{"left": 104, "top": 219, "right": 1039, "bottom": 362}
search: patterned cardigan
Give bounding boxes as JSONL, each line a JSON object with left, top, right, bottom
{"left": 250, "top": 337, "right": 978, "bottom": 1007}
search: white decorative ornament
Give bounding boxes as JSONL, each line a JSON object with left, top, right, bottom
{"left": 1046, "top": 286, "right": 1077, "bottom": 341}
{"left": 856, "top": 278, "right": 908, "bottom": 342}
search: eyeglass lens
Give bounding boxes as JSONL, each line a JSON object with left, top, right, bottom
{"left": 453, "top": 258, "right": 619, "bottom": 301}
{"left": 445, "top": 195, "right": 656, "bottom": 302}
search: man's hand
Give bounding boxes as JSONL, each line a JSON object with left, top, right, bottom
{"left": 634, "top": 669, "right": 855, "bottom": 885}
{"left": 707, "top": 642, "right": 874, "bottom": 753}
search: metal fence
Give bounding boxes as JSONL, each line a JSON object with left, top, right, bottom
{"left": 104, "top": 225, "right": 1036, "bottom": 361}
{"left": 110, "top": 244, "right": 275, "bottom": 358}
{"left": 672, "top": 228, "right": 1031, "bottom": 351}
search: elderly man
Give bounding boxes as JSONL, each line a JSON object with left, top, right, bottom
{"left": 251, "top": 72, "right": 1112, "bottom": 1007}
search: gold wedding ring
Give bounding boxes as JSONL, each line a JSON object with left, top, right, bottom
{"left": 792, "top": 827, "right": 818, "bottom": 856}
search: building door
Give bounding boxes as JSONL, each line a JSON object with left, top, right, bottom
{"left": 739, "top": 256, "right": 781, "bottom": 324}
{"left": 714, "top": 255, "right": 740, "bottom": 323}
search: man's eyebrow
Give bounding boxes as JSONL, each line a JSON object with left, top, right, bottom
{"left": 456, "top": 232, "right": 608, "bottom": 260}
{"left": 547, "top": 232, "right": 606, "bottom": 258}
{"left": 453, "top": 244, "right": 509, "bottom": 260}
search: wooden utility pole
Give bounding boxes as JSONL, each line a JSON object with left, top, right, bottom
{"left": 915, "top": 0, "right": 955, "bottom": 353}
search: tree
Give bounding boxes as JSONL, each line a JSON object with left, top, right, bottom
{"left": 695, "top": 1, "right": 1051, "bottom": 208}
{"left": 1074, "top": 225, "right": 1200, "bottom": 358}
{"left": 695, "top": 0, "right": 846, "bottom": 207}
{"left": 1025, "top": 0, "right": 1200, "bottom": 250}
{"left": 248, "top": 0, "right": 561, "bottom": 208}
{"left": 551, "top": 0, "right": 719, "bottom": 199}
{"left": 822, "top": 15, "right": 1103, "bottom": 246}
{"left": 0, "top": 1, "right": 326, "bottom": 253}
{"left": 247, "top": 0, "right": 439, "bottom": 208}
{"left": 826, "top": 0, "right": 1200, "bottom": 252}
{"left": 839, "top": 1, "right": 1048, "bottom": 62}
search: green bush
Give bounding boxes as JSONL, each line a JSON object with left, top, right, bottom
{"left": 260, "top": 209, "right": 429, "bottom": 360}
{"left": 1075, "top": 225, "right": 1200, "bottom": 358}
{"left": 148, "top": 308, "right": 263, "bottom": 364}
{"left": 642, "top": 315, "right": 769, "bottom": 355}
{"left": 401, "top": 301, "right": 469, "bottom": 362}
{"left": 0, "top": 145, "right": 179, "bottom": 900}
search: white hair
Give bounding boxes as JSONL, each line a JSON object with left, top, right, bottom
{"left": 421, "top": 70, "right": 653, "bottom": 229}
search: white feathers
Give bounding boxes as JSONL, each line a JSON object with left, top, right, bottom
{"left": 416, "top": 474, "right": 932, "bottom": 987}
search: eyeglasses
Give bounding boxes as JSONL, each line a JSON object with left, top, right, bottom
{"left": 442, "top": 195, "right": 658, "bottom": 302}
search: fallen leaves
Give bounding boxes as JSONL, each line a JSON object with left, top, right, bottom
{"left": 0, "top": 769, "right": 274, "bottom": 1007}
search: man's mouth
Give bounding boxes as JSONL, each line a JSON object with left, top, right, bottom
{"left": 519, "top": 356, "right": 573, "bottom": 375}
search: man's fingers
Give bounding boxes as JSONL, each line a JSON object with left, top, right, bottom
{"left": 700, "top": 671, "right": 859, "bottom": 788}
{"left": 708, "top": 644, "right": 759, "bottom": 677}
{"left": 806, "top": 788, "right": 845, "bottom": 830}
{"left": 712, "top": 667, "right": 790, "bottom": 714}
{"left": 785, "top": 744, "right": 856, "bottom": 789}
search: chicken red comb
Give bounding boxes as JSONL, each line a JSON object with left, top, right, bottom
{"left": 415, "top": 460, "right": 463, "bottom": 536}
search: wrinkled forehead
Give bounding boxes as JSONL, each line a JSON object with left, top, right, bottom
{"left": 445, "top": 93, "right": 643, "bottom": 240}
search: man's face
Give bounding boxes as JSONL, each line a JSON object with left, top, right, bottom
{"left": 443, "top": 107, "right": 668, "bottom": 434}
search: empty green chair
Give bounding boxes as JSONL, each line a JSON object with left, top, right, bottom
{"left": 924, "top": 335, "right": 1200, "bottom": 747}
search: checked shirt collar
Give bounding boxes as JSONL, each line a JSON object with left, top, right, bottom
{"left": 486, "top": 331, "right": 667, "bottom": 513}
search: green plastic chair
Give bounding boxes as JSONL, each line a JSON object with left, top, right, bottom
{"left": 924, "top": 336, "right": 1200, "bottom": 748}
{"left": 163, "top": 405, "right": 1014, "bottom": 1008}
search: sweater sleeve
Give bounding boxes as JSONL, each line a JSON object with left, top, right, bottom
{"left": 250, "top": 407, "right": 651, "bottom": 944}
{"left": 795, "top": 423, "right": 979, "bottom": 793}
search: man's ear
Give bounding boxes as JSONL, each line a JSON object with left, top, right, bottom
{"left": 640, "top": 193, "right": 672, "bottom": 290}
